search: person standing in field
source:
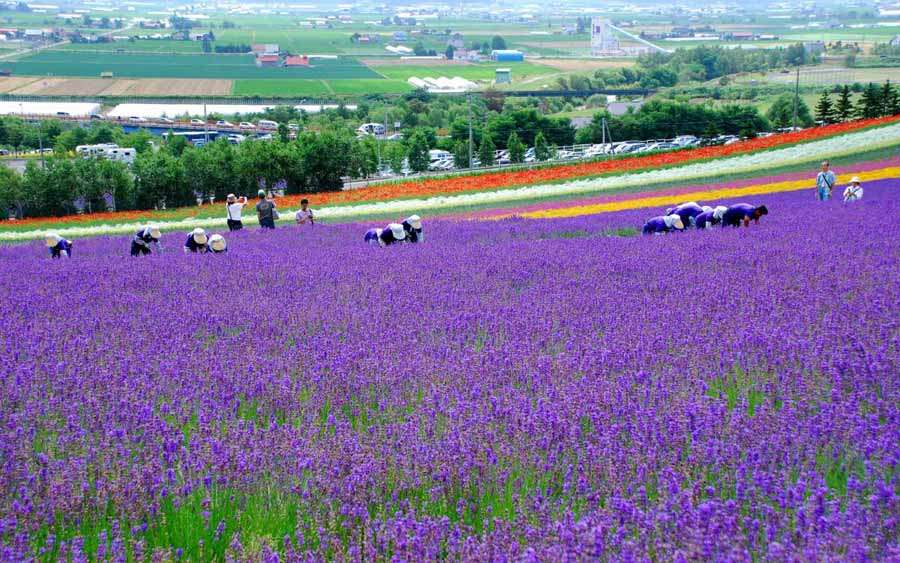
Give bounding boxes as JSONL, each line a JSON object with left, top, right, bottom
{"left": 816, "top": 161, "right": 837, "bottom": 201}
{"left": 226, "top": 194, "right": 248, "bottom": 231}
{"left": 843, "top": 177, "right": 863, "bottom": 203}
{"left": 256, "top": 190, "right": 277, "bottom": 230}
{"left": 295, "top": 199, "right": 314, "bottom": 226}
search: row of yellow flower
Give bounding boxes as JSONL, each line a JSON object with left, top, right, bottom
{"left": 482, "top": 168, "right": 898, "bottom": 221}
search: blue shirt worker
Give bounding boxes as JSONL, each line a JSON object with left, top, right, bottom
{"left": 207, "top": 234, "right": 228, "bottom": 253}
{"left": 722, "top": 204, "right": 769, "bottom": 228}
{"left": 184, "top": 228, "right": 209, "bottom": 253}
{"left": 380, "top": 223, "right": 407, "bottom": 246}
{"left": 131, "top": 225, "right": 162, "bottom": 256}
{"left": 843, "top": 177, "right": 863, "bottom": 202}
{"left": 816, "top": 161, "right": 837, "bottom": 201}
{"left": 45, "top": 233, "right": 73, "bottom": 258}
{"left": 401, "top": 215, "right": 423, "bottom": 243}
{"left": 364, "top": 228, "right": 383, "bottom": 245}
{"left": 695, "top": 206, "right": 729, "bottom": 230}
{"left": 666, "top": 202, "right": 705, "bottom": 228}
{"left": 641, "top": 214, "right": 685, "bottom": 235}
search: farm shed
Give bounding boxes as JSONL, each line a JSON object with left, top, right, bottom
{"left": 490, "top": 50, "right": 524, "bottom": 62}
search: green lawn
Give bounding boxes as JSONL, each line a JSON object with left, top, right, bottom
{"left": 329, "top": 79, "right": 412, "bottom": 94}
{"left": 54, "top": 41, "right": 203, "bottom": 53}
{"left": 7, "top": 51, "right": 382, "bottom": 79}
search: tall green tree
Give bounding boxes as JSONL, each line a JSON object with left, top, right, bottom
{"left": 533, "top": 132, "right": 552, "bottom": 161}
{"left": 133, "top": 151, "right": 189, "bottom": 209}
{"left": 507, "top": 131, "right": 525, "bottom": 164}
{"left": 814, "top": 91, "right": 837, "bottom": 124}
{"left": 855, "top": 82, "right": 882, "bottom": 119}
{"left": 452, "top": 140, "right": 471, "bottom": 169}
{"left": 384, "top": 142, "right": 408, "bottom": 174}
{"left": 881, "top": 81, "right": 900, "bottom": 115}
{"left": 766, "top": 93, "right": 813, "bottom": 129}
{"left": 490, "top": 35, "right": 506, "bottom": 50}
{"left": 478, "top": 134, "right": 496, "bottom": 167}
{"left": 0, "top": 166, "right": 24, "bottom": 219}
{"left": 407, "top": 131, "right": 430, "bottom": 173}
{"left": 835, "top": 85, "right": 854, "bottom": 121}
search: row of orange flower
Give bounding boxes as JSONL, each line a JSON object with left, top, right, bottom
{"left": 8, "top": 115, "right": 900, "bottom": 229}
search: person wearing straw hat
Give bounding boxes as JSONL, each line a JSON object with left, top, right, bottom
{"left": 130, "top": 225, "right": 162, "bottom": 256}
{"left": 225, "top": 194, "right": 248, "bottom": 231}
{"left": 843, "top": 177, "right": 863, "bottom": 203}
{"left": 45, "top": 233, "right": 73, "bottom": 258}
{"left": 721, "top": 203, "right": 769, "bottom": 228}
{"left": 183, "top": 228, "right": 209, "bottom": 253}
{"left": 207, "top": 234, "right": 228, "bottom": 254}
{"left": 666, "top": 202, "right": 705, "bottom": 229}
{"left": 255, "top": 190, "right": 277, "bottom": 230}
{"left": 379, "top": 223, "right": 407, "bottom": 246}
{"left": 641, "top": 214, "right": 685, "bottom": 235}
{"left": 694, "top": 205, "right": 729, "bottom": 230}
{"left": 401, "top": 215, "right": 423, "bottom": 243}
{"left": 815, "top": 160, "right": 836, "bottom": 201}
{"left": 295, "top": 199, "right": 315, "bottom": 226}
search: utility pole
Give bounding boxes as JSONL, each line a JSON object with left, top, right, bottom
{"left": 601, "top": 116, "right": 607, "bottom": 145}
{"left": 792, "top": 65, "right": 800, "bottom": 131}
{"left": 203, "top": 102, "right": 209, "bottom": 144}
{"left": 468, "top": 95, "right": 473, "bottom": 168}
{"left": 38, "top": 119, "right": 44, "bottom": 168}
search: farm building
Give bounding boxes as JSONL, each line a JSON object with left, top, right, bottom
{"left": 490, "top": 49, "right": 524, "bottom": 62}
{"left": 495, "top": 68, "right": 511, "bottom": 84}
{"left": 256, "top": 54, "right": 280, "bottom": 67}
{"left": 284, "top": 56, "right": 309, "bottom": 67}
{"left": 23, "top": 29, "right": 45, "bottom": 40}
{"left": 0, "top": 28, "right": 16, "bottom": 39}
{"left": 251, "top": 43, "right": 279, "bottom": 54}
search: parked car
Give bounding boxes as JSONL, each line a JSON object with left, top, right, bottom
{"left": 239, "top": 122, "right": 256, "bottom": 130}
{"left": 158, "top": 117, "right": 175, "bottom": 124}
{"left": 288, "top": 123, "right": 300, "bottom": 131}
{"left": 216, "top": 120, "right": 235, "bottom": 128}
{"left": 190, "top": 119, "right": 205, "bottom": 126}
{"left": 128, "top": 116, "right": 147, "bottom": 123}
{"left": 257, "top": 119, "right": 278, "bottom": 130}
{"left": 89, "top": 114, "right": 104, "bottom": 120}
{"left": 56, "top": 111, "right": 70, "bottom": 117}
{"left": 0, "top": 149, "right": 10, "bottom": 156}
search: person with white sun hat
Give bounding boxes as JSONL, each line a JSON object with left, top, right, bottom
{"left": 206, "top": 234, "right": 228, "bottom": 254}
{"left": 45, "top": 233, "right": 73, "bottom": 258}
{"left": 641, "top": 214, "right": 685, "bottom": 235}
{"left": 364, "top": 223, "right": 406, "bottom": 246}
{"left": 130, "top": 225, "right": 163, "bottom": 256}
{"left": 843, "top": 176, "right": 863, "bottom": 203}
{"left": 183, "top": 228, "right": 209, "bottom": 253}
{"left": 401, "top": 215, "right": 423, "bottom": 243}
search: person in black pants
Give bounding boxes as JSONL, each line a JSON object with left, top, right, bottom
{"left": 226, "top": 194, "right": 247, "bottom": 231}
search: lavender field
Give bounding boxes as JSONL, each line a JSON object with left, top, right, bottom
{"left": 1, "top": 183, "right": 899, "bottom": 561}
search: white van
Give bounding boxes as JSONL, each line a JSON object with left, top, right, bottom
{"left": 76, "top": 143, "right": 119, "bottom": 158}
{"left": 356, "top": 123, "right": 386, "bottom": 136}
{"left": 104, "top": 147, "right": 137, "bottom": 165}
{"left": 257, "top": 119, "right": 278, "bottom": 130}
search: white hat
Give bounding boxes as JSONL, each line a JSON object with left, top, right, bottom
{"left": 44, "top": 233, "right": 60, "bottom": 247}
{"left": 208, "top": 234, "right": 227, "bottom": 252}
{"left": 406, "top": 215, "right": 422, "bottom": 230}
{"left": 701, "top": 206, "right": 713, "bottom": 213}
{"left": 388, "top": 223, "right": 406, "bottom": 240}
{"left": 850, "top": 176, "right": 860, "bottom": 184}
{"left": 664, "top": 214, "right": 685, "bottom": 230}
{"left": 713, "top": 206, "right": 728, "bottom": 220}
{"left": 148, "top": 225, "right": 162, "bottom": 239}
{"left": 191, "top": 228, "right": 208, "bottom": 245}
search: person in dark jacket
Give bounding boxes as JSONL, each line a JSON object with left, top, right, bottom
{"left": 694, "top": 206, "right": 729, "bottom": 230}
{"left": 401, "top": 215, "right": 423, "bottom": 243}
{"left": 721, "top": 204, "right": 769, "bottom": 228}
{"left": 642, "top": 214, "right": 685, "bottom": 235}
{"left": 666, "top": 202, "right": 705, "bottom": 229}
{"left": 364, "top": 228, "right": 383, "bottom": 245}
{"left": 45, "top": 233, "right": 73, "bottom": 258}
{"left": 184, "top": 228, "right": 209, "bottom": 253}
{"left": 130, "top": 225, "right": 162, "bottom": 256}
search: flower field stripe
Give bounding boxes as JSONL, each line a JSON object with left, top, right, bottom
{"left": 487, "top": 166, "right": 900, "bottom": 220}
{"left": 4, "top": 116, "right": 900, "bottom": 233}
{"left": 454, "top": 155, "right": 900, "bottom": 220}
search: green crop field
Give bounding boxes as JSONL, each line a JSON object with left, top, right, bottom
{"left": 6, "top": 51, "right": 382, "bottom": 79}
{"left": 371, "top": 62, "right": 556, "bottom": 81}
{"left": 329, "top": 79, "right": 412, "bottom": 94}
{"left": 232, "top": 79, "right": 333, "bottom": 96}
{"left": 54, "top": 41, "right": 203, "bottom": 53}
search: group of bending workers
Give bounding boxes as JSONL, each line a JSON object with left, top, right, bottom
{"left": 364, "top": 215, "right": 423, "bottom": 246}
{"left": 642, "top": 201, "right": 769, "bottom": 235}
{"left": 131, "top": 226, "right": 228, "bottom": 255}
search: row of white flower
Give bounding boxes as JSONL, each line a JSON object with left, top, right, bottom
{"left": 3, "top": 123, "right": 899, "bottom": 242}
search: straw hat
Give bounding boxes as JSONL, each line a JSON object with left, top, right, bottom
{"left": 406, "top": 215, "right": 422, "bottom": 230}
{"left": 191, "top": 228, "right": 208, "bottom": 245}
{"left": 850, "top": 176, "right": 860, "bottom": 184}
{"left": 44, "top": 233, "right": 59, "bottom": 247}
{"left": 388, "top": 223, "right": 406, "bottom": 240}
{"left": 209, "top": 234, "right": 227, "bottom": 252}
{"left": 148, "top": 226, "right": 162, "bottom": 239}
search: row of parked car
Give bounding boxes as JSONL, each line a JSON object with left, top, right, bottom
{"left": 390, "top": 132, "right": 779, "bottom": 177}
